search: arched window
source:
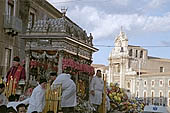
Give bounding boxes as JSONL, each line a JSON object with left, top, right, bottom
{"left": 127, "top": 82, "right": 130, "bottom": 88}
{"left": 129, "top": 49, "right": 132, "bottom": 56}
{"left": 136, "top": 50, "right": 138, "bottom": 57}
{"left": 144, "top": 91, "right": 147, "bottom": 104}
{"left": 140, "top": 50, "right": 143, "bottom": 58}
{"left": 151, "top": 91, "right": 154, "bottom": 105}
{"left": 160, "top": 91, "right": 163, "bottom": 106}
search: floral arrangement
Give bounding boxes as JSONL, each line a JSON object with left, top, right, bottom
{"left": 108, "top": 83, "right": 145, "bottom": 113}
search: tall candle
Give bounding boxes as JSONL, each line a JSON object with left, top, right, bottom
{"left": 54, "top": 91, "right": 58, "bottom": 113}
{"left": 12, "top": 78, "right": 16, "bottom": 95}
{"left": 9, "top": 76, "right": 13, "bottom": 96}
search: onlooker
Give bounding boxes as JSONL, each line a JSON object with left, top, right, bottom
{"left": 0, "top": 105, "right": 7, "bottom": 113}
{"left": 0, "top": 83, "right": 8, "bottom": 106}
{"left": 49, "top": 71, "right": 57, "bottom": 85}
{"left": 89, "top": 70, "right": 104, "bottom": 113}
{"left": 27, "top": 78, "right": 47, "bottom": 113}
{"left": 6, "top": 56, "right": 26, "bottom": 88}
{"left": 7, "top": 95, "right": 29, "bottom": 111}
{"left": 50, "top": 67, "right": 77, "bottom": 113}
{"left": 7, "top": 107, "right": 17, "bottom": 113}
{"left": 16, "top": 103, "right": 26, "bottom": 113}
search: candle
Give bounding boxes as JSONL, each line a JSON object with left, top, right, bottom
{"left": 0, "top": 77, "right": 2, "bottom": 84}
{"left": 9, "top": 76, "right": 13, "bottom": 96}
{"left": 6, "top": 83, "right": 9, "bottom": 97}
{"left": 58, "top": 84, "right": 62, "bottom": 110}
{"left": 54, "top": 91, "right": 58, "bottom": 113}
{"left": 12, "top": 78, "right": 16, "bottom": 95}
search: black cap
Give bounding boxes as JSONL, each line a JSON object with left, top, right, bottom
{"left": 13, "top": 56, "right": 20, "bottom": 62}
{"left": 50, "top": 71, "right": 57, "bottom": 76}
{"left": 39, "top": 78, "right": 47, "bottom": 84}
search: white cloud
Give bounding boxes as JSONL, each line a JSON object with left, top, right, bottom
{"left": 143, "top": 15, "right": 170, "bottom": 32}
{"left": 111, "top": 0, "right": 130, "bottom": 6}
{"left": 147, "top": 0, "right": 166, "bottom": 8}
{"left": 68, "top": 6, "right": 170, "bottom": 40}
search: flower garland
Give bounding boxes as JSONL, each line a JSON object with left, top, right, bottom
{"left": 62, "top": 58, "right": 94, "bottom": 76}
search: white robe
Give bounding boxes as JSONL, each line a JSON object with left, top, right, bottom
{"left": 89, "top": 76, "right": 104, "bottom": 105}
{"left": 51, "top": 73, "right": 77, "bottom": 107}
{"left": 0, "top": 93, "right": 8, "bottom": 106}
{"left": 27, "top": 85, "right": 45, "bottom": 113}
{"left": 7, "top": 98, "right": 30, "bottom": 111}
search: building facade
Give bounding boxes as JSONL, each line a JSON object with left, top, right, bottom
{"left": 0, "top": 0, "right": 63, "bottom": 78}
{"left": 107, "top": 29, "right": 170, "bottom": 106}
{"left": 0, "top": 0, "right": 22, "bottom": 78}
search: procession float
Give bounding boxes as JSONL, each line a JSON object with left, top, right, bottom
{"left": 21, "top": 16, "right": 98, "bottom": 112}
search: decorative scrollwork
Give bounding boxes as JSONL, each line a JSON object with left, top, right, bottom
{"left": 31, "top": 51, "right": 58, "bottom": 59}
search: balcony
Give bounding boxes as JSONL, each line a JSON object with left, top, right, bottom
{"left": 3, "top": 15, "right": 22, "bottom": 33}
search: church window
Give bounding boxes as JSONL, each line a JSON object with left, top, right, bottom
{"left": 160, "top": 91, "right": 163, "bottom": 97}
{"left": 144, "top": 80, "right": 147, "bottom": 87}
{"left": 127, "top": 82, "right": 130, "bottom": 88}
{"left": 129, "top": 49, "right": 132, "bottom": 56}
{"left": 140, "top": 50, "right": 143, "bottom": 58}
{"left": 151, "top": 91, "right": 154, "bottom": 105}
{"left": 115, "top": 64, "right": 120, "bottom": 73}
{"left": 159, "top": 91, "right": 163, "bottom": 106}
{"left": 151, "top": 80, "right": 155, "bottom": 87}
{"left": 144, "top": 91, "right": 147, "bottom": 104}
{"left": 159, "top": 80, "right": 163, "bottom": 87}
{"left": 160, "top": 67, "right": 164, "bottom": 72}
{"left": 135, "top": 50, "right": 138, "bottom": 57}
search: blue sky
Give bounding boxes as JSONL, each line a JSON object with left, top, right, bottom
{"left": 47, "top": 0, "right": 170, "bottom": 65}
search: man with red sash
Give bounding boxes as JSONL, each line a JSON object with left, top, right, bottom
{"left": 6, "top": 56, "right": 26, "bottom": 88}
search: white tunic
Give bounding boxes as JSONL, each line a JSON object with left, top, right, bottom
{"left": 0, "top": 93, "right": 8, "bottom": 106}
{"left": 89, "top": 76, "right": 104, "bottom": 105}
{"left": 27, "top": 85, "right": 45, "bottom": 113}
{"left": 51, "top": 73, "right": 77, "bottom": 107}
{"left": 7, "top": 98, "right": 30, "bottom": 111}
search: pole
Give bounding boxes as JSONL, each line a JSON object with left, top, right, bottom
{"left": 102, "top": 75, "right": 106, "bottom": 113}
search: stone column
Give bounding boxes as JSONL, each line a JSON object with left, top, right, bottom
{"left": 25, "top": 51, "right": 30, "bottom": 89}
{"left": 57, "top": 51, "right": 63, "bottom": 75}
{"left": 120, "top": 60, "right": 124, "bottom": 88}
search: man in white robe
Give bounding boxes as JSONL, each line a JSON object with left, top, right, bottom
{"left": 89, "top": 70, "right": 104, "bottom": 113}
{"left": 27, "top": 78, "right": 47, "bottom": 113}
{"left": 0, "top": 83, "right": 8, "bottom": 106}
{"left": 51, "top": 67, "right": 77, "bottom": 113}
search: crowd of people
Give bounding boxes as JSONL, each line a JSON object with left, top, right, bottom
{"left": 0, "top": 56, "right": 107, "bottom": 113}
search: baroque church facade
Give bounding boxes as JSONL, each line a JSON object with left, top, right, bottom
{"left": 106, "top": 30, "right": 170, "bottom": 106}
